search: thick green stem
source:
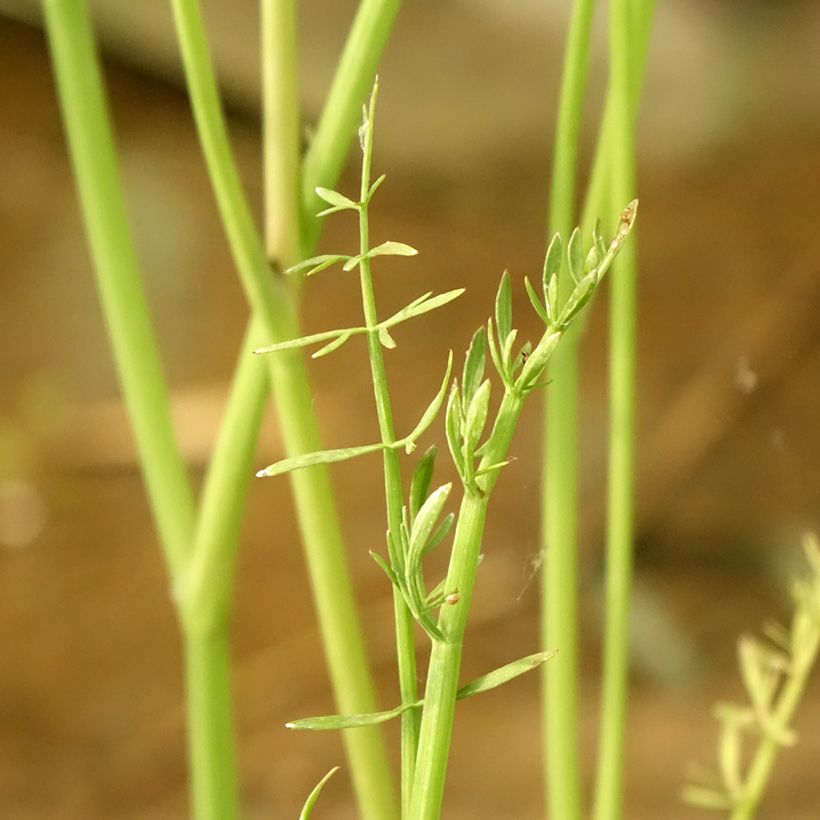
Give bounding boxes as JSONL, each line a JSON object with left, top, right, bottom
{"left": 409, "top": 391, "right": 526, "bottom": 818}
{"left": 183, "top": 630, "right": 238, "bottom": 820}
{"left": 169, "top": 1, "right": 398, "bottom": 815}
{"left": 541, "top": 1, "right": 597, "bottom": 817}
{"left": 592, "top": 0, "right": 638, "bottom": 817}
{"left": 356, "top": 92, "right": 419, "bottom": 817}
{"left": 42, "top": 0, "right": 196, "bottom": 580}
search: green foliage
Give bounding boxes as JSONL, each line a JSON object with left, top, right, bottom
{"left": 299, "top": 767, "right": 340, "bottom": 819}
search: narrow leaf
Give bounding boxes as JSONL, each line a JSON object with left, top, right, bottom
{"left": 463, "top": 379, "right": 491, "bottom": 460}
{"left": 287, "top": 700, "right": 420, "bottom": 731}
{"left": 516, "top": 331, "right": 561, "bottom": 391}
{"left": 369, "top": 550, "right": 398, "bottom": 587}
{"left": 421, "top": 512, "right": 455, "bottom": 556}
{"left": 474, "top": 459, "right": 512, "bottom": 478}
{"left": 462, "top": 327, "right": 486, "bottom": 403}
{"left": 567, "top": 227, "right": 584, "bottom": 284}
{"left": 584, "top": 243, "right": 601, "bottom": 274}
{"left": 286, "top": 254, "right": 350, "bottom": 277}
{"left": 254, "top": 325, "right": 366, "bottom": 355}
{"left": 543, "top": 232, "right": 562, "bottom": 285}
{"left": 457, "top": 650, "right": 557, "bottom": 700}
{"left": 409, "top": 446, "right": 437, "bottom": 521}
{"left": 315, "top": 186, "right": 358, "bottom": 211}
{"left": 501, "top": 329, "right": 519, "bottom": 373}
{"left": 403, "top": 351, "right": 454, "bottom": 449}
{"left": 445, "top": 381, "right": 465, "bottom": 476}
{"left": 545, "top": 273, "right": 558, "bottom": 324}
{"left": 680, "top": 785, "right": 734, "bottom": 811}
{"left": 368, "top": 241, "right": 418, "bottom": 259}
{"left": 558, "top": 270, "right": 597, "bottom": 327}
{"left": 299, "top": 767, "right": 340, "bottom": 820}
{"left": 378, "top": 325, "right": 397, "bottom": 349}
{"left": 312, "top": 332, "right": 352, "bottom": 359}
{"left": 408, "top": 483, "right": 452, "bottom": 568}
{"left": 495, "top": 271, "right": 512, "bottom": 342}
{"left": 486, "top": 320, "right": 507, "bottom": 384}
{"left": 257, "top": 441, "right": 386, "bottom": 477}
{"left": 383, "top": 289, "right": 465, "bottom": 328}
{"left": 342, "top": 254, "right": 363, "bottom": 272}
{"left": 368, "top": 173, "right": 387, "bottom": 201}
{"left": 524, "top": 277, "right": 550, "bottom": 325}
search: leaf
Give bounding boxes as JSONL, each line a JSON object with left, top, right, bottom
{"left": 403, "top": 351, "right": 454, "bottom": 450}
{"left": 543, "top": 232, "right": 562, "bottom": 285}
{"left": 457, "top": 650, "right": 557, "bottom": 700}
{"left": 584, "top": 243, "right": 601, "bottom": 274}
{"left": 367, "top": 173, "right": 387, "bottom": 201}
{"left": 299, "top": 767, "right": 340, "bottom": 820}
{"left": 462, "top": 328, "right": 486, "bottom": 403}
{"left": 369, "top": 550, "right": 398, "bottom": 587}
{"left": 558, "top": 270, "right": 597, "bottom": 326}
{"left": 421, "top": 512, "right": 455, "bottom": 556}
{"left": 463, "top": 379, "right": 491, "bottom": 460}
{"left": 486, "top": 320, "right": 507, "bottom": 384}
{"left": 680, "top": 785, "right": 733, "bottom": 811}
{"left": 495, "top": 271, "right": 512, "bottom": 341}
{"left": 501, "top": 329, "right": 519, "bottom": 372}
{"left": 516, "top": 331, "right": 562, "bottom": 392}
{"left": 256, "top": 441, "right": 386, "bottom": 477}
{"left": 524, "top": 277, "right": 550, "bottom": 325}
{"left": 368, "top": 241, "right": 418, "bottom": 259}
{"left": 312, "top": 332, "right": 351, "bottom": 359}
{"left": 445, "top": 382, "right": 465, "bottom": 476}
{"left": 342, "top": 254, "right": 363, "bottom": 272}
{"left": 409, "top": 446, "right": 437, "bottom": 521}
{"left": 474, "top": 459, "right": 512, "bottom": 478}
{"left": 315, "top": 187, "right": 358, "bottom": 211}
{"left": 287, "top": 700, "right": 420, "bottom": 731}
{"left": 383, "top": 289, "right": 465, "bottom": 328}
{"left": 408, "top": 483, "right": 452, "bottom": 569}
{"left": 254, "top": 325, "right": 366, "bottom": 355}
{"left": 567, "top": 227, "right": 584, "bottom": 284}
{"left": 286, "top": 254, "right": 350, "bottom": 277}
{"left": 545, "top": 273, "right": 558, "bottom": 324}
{"left": 593, "top": 218, "right": 606, "bottom": 259}
{"left": 378, "top": 325, "right": 397, "bottom": 350}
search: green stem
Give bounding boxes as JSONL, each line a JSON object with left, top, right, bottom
{"left": 357, "top": 88, "right": 419, "bottom": 818}
{"left": 301, "top": 0, "right": 401, "bottom": 252}
{"left": 592, "top": 0, "right": 638, "bottom": 817}
{"left": 541, "top": 1, "right": 597, "bottom": 817}
{"left": 42, "top": 0, "right": 196, "bottom": 580}
{"left": 170, "top": 1, "right": 398, "bottom": 816}
{"left": 183, "top": 631, "right": 238, "bottom": 820}
{"left": 410, "top": 390, "right": 526, "bottom": 818}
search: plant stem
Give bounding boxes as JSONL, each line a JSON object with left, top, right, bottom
{"left": 410, "top": 390, "right": 526, "bottom": 819}
{"left": 541, "top": 1, "right": 597, "bottom": 817}
{"left": 592, "top": 0, "right": 638, "bottom": 817}
{"left": 301, "top": 0, "right": 401, "bottom": 252}
{"left": 42, "top": 0, "right": 196, "bottom": 580}
{"left": 184, "top": 630, "right": 238, "bottom": 820}
{"left": 356, "top": 87, "right": 420, "bottom": 818}
{"left": 170, "top": 1, "right": 398, "bottom": 815}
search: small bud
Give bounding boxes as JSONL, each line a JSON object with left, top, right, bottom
{"left": 445, "top": 593, "right": 460, "bottom": 606}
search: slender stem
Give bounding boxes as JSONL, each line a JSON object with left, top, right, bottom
{"left": 301, "top": 0, "right": 401, "bottom": 252}
{"left": 42, "top": 0, "right": 196, "bottom": 580}
{"left": 541, "top": 1, "right": 597, "bottom": 817}
{"left": 410, "top": 390, "right": 526, "bottom": 818}
{"left": 592, "top": 0, "right": 638, "bottom": 817}
{"left": 169, "top": 1, "right": 398, "bottom": 816}
{"left": 357, "top": 89, "right": 419, "bottom": 817}
{"left": 183, "top": 631, "right": 238, "bottom": 820}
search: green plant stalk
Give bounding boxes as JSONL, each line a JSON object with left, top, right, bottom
{"left": 301, "top": 0, "right": 400, "bottom": 252}
{"left": 541, "top": 2, "right": 597, "bottom": 818}
{"left": 184, "top": 631, "right": 238, "bottom": 820}
{"left": 592, "top": 0, "right": 638, "bottom": 817}
{"left": 356, "top": 92, "right": 420, "bottom": 817}
{"left": 410, "top": 389, "right": 527, "bottom": 819}
{"left": 729, "top": 635, "right": 820, "bottom": 820}
{"left": 170, "top": 1, "right": 398, "bottom": 816}
{"left": 42, "top": 0, "right": 196, "bottom": 580}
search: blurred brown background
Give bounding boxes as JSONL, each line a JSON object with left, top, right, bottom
{"left": 2, "top": 1, "right": 820, "bottom": 817}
